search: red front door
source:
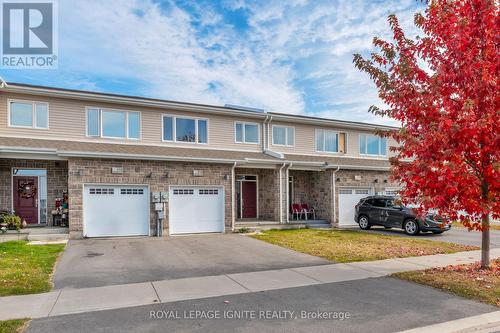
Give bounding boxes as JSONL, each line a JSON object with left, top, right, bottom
{"left": 13, "top": 176, "right": 39, "bottom": 224}
{"left": 242, "top": 181, "right": 257, "bottom": 218}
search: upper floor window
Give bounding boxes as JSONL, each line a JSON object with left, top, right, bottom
{"left": 162, "top": 115, "right": 207, "bottom": 144}
{"left": 9, "top": 100, "right": 48, "bottom": 129}
{"left": 315, "top": 129, "right": 338, "bottom": 153}
{"left": 359, "top": 134, "right": 387, "bottom": 156}
{"left": 235, "top": 122, "right": 259, "bottom": 144}
{"left": 87, "top": 108, "right": 140, "bottom": 139}
{"left": 272, "top": 125, "right": 294, "bottom": 147}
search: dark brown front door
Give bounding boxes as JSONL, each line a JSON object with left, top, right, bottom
{"left": 13, "top": 176, "right": 39, "bottom": 224}
{"left": 242, "top": 181, "right": 257, "bottom": 218}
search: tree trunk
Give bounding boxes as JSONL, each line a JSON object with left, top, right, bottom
{"left": 480, "top": 180, "right": 490, "bottom": 269}
{"left": 481, "top": 213, "right": 490, "bottom": 268}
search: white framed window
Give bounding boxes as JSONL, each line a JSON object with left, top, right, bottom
{"left": 86, "top": 107, "right": 140, "bottom": 139}
{"left": 162, "top": 114, "right": 208, "bottom": 144}
{"left": 359, "top": 134, "right": 387, "bottom": 156}
{"left": 235, "top": 121, "right": 259, "bottom": 144}
{"left": 8, "top": 100, "right": 48, "bottom": 129}
{"left": 315, "top": 129, "right": 339, "bottom": 153}
{"left": 272, "top": 125, "right": 294, "bottom": 147}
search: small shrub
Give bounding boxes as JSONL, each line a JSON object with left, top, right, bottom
{"left": 238, "top": 227, "right": 251, "bottom": 233}
{"left": 0, "top": 214, "right": 22, "bottom": 231}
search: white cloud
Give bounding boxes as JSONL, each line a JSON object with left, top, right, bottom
{"left": 6, "top": 0, "right": 425, "bottom": 126}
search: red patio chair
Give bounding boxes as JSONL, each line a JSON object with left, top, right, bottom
{"left": 292, "top": 203, "right": 303, "bottom": 220}
{"left": 300, "top": 204, "right": 316, "bottom": 220}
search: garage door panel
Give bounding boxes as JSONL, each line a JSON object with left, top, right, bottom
{"left": 169, "top": 187, "right": 224, "bottom": 235}
{"left": 339, "top": 188, "right": 371, "bottom": 227}
{"left": 84, "top": 185, "right": 149, "bottom": 237}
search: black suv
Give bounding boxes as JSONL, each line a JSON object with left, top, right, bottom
{"left": 354, "top": 195, "right": 451, "bottom": 235}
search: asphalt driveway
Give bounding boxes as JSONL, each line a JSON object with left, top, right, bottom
{"left": 54, "top": 234, "right": 329, "bottom": 289}
{"left": 360, "top": 226, "right": 500, "bottom": 248}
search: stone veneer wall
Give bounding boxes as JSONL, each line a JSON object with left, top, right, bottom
{"left": 333, "top": 169, "right": 399, "bottom": 226}
{"left": 289, "top": 170, "right": 334, "bottom": 222}
{"left": 235, "top": 167, "right": 280, "bottom": 221}
{"left": 68, "top": 158, "right": 233, "bottom": 239}
{"left": 0, "top": 159, "right": 68, "bottom": 223}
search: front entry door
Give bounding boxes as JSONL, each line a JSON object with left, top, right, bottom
{"left": 241, "top": 181, "right": 257, "bottom": 218}
{"left": 13, "top": 176, "right": 39, "bottom": 224}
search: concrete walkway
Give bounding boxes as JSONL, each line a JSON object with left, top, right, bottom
{"left": 1, "top": 248, "right": 499, "bottom": 321}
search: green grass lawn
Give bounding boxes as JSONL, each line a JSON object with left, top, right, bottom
{"left": 394, "top": 259, "right": 500, "bottom": 307}
{"left": 0, "top": 319, "right": 29, "bottom": 333}
{"left": 0, "top": 241, "right": 65, "bottom": 296}
{"left": 251, "top": 229, "right": 477, "bottom": 263}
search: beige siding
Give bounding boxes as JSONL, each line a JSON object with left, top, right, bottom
{"left": 0, "top": 92, "right": 398, "bottom": 159}
{"left": 0, "top": 92, "right": 262, "bottom": 152}
{"left": 269, "top": 121, "right": 395, "bottom": 159}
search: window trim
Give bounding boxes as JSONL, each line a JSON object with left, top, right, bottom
{"left": 359, "top": 133, "right": 387, "bottom": 156}
{"left": 85, "top": 107, "right": 141, "bottom": 140}
{"left": 234, "top": 121, "right": 260, "bottom": 145}
{"left": 161, "top": 114, "right": 209, "bottom": 145}
{"left": 8, "top": 99, "right": 49, "bottom": 129}
{"left": 315, "top": 129, "right": 340, "bottom": 153}
{"left": 271, "top": 125, "right": 295, "bottom": 147}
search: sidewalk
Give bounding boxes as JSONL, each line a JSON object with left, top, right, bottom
{"left": 1, "top": 248, "right": 499, "bottom": 321}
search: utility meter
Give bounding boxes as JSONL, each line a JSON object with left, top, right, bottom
{"left": 151, "top": 192, "right": 161, "bottom": 203}
{"left": 160, "top": 191, "right": 168, "bottom": 203}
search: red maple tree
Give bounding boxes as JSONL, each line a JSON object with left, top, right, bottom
{"left": 353, "top": 0, "right": 499, "bottom": 268}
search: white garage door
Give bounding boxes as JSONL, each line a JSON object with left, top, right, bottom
{"left": 338, "top": 188, "right": 372, "bottom": 227}
{"left": 169, "top": 187, "right": 224, "bottom": 235}
{"left": 83, "top": 185, "right": 149, "bottom": 237}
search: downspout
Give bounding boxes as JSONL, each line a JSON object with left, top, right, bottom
{"left": 279, "top": 163, "right": 287, "bottom": 223}
{"left": 263, "top": 115, "right": 270, "bottom": 151}
{"left": 266, "top": 116, "right": 273, "bottom": 150}
{"left": 286, "top": 163, "right": 293, "bottom": 223}
{"left": 231, "top": 161, "right": 237, "bottom": 232}
{"left": 331, "top": 166, "right": 340, "bottom": 227}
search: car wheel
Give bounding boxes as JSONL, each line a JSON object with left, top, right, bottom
{"left": 432, "top": 231, "right": 444, "bottom": 234}
{"left": 358, "top": 216, "right": 371, "bottom": 230}
{"left": 404, "top": 219, "right": 419, "bottom": 235}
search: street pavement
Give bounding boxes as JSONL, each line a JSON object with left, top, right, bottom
{"left": 26, "top": 277, "right": 496, "bottom": 333}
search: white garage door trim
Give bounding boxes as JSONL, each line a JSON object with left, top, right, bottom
{"left": 168, "top": 185, "right": 225, "bottom": 235}
{"left": 338, "top": 187, "right": 373, "bottom": 227}
{"left": 83, "top": 184, "right": 150, "bottom": 238}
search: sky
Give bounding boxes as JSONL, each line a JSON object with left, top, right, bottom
{"left": 1, "top": 0, "right": 426, "bottom": 126}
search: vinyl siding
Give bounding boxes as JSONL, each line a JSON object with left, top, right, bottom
{"left": 269, "top": 121, "right": 397, "bottom": 159}
{"left": 0, "top": 92, "right": 398, "bottom": 159}
{"left": 0, "top": 92, "right": 262, "bottom": 152}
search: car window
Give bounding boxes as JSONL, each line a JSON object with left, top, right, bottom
{"left": 386, "top": 199, "right": 395, "bottom": 207}
{"left": 372, "top": 199, "right": 386, "bottom": 208}
{"left": 364, "top": 199, "right": 375, "bottom": 206}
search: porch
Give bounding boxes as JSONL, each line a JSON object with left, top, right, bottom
{"left": 0, "top": 159, "right": 69, "bottom": 229}
{"left": 234, "top": 167, "right": 333, "bottom": 230}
